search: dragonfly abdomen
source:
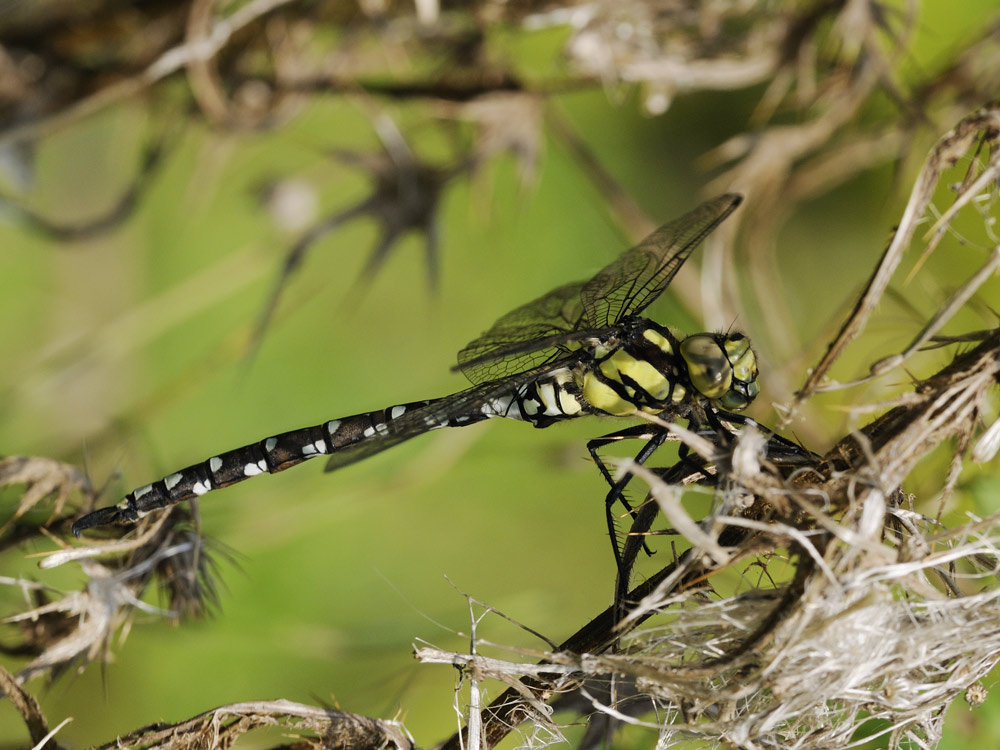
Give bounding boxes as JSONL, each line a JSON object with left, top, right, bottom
{"left": 72, "top": 398, "right": 440, "bottom": 533}
{"left": 508, "top": 367, "right": 588, "bottom": 427}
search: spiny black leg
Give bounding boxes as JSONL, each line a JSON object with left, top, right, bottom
{"left": 589, "top": 426, "right": 670, "bottom": 595}
{"left": 587, "top": 424, "right": 661, "bottom": 490}
{"left": 613, "top": 440, "right": 708, "bottom": 611}
{"left": 589, "top": 425, "right": 671, "bottom": 525}
{"left": 675, "top": 437, "right": 714, "bottom": 480}
{"left": 588, "top": 426, "right": 663, "bottom": 538}
{"left": 614, "top": 489, "right": 661, "bottom": 624}
{"left": 604, "top": 428, "right": 670, "bottom": 531}
{"left": 613, "top": 460, "right": 711, "bottom": 625}
{"left": 711, "top": 410, "right": 819, "bottom": 465}
{"left": 588, "top": 425, "right": 661, "bottom": 564}
{"left": 591, "top": 412, "right": 814, "bottom": 623}
{"left": 702, "top": 406, "right": 736, "bottom": 448}
{"left": 609, "top": 413, "right": 722, "bottom": 623}
{"left": 609, "top": 413, "right": 816, "bottom": 628}
{"left": 705, "top": 409, "right": 819, "bottom": 469}
{"left": 710, "top": 409, "right": 764, "bottom": 430}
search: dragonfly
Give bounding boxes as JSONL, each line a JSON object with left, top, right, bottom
{"left": 72, "top": 194, "right": 758, "bottom": 565}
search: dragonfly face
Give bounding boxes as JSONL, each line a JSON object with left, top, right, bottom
{"left": 679, "top": 332, "right": 759, "bottom": 411}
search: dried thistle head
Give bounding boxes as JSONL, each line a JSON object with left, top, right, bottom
{"left": 1, "top": 474, "right": 222, "bottom": 685}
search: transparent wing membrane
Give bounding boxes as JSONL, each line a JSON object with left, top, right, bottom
{"left": 456, "top": 194, "right": 742, "bottom": 381}
{"left": 456, "top": 282, "right": 588, "bottom": 383}
{"left": 581, "top": 194, "right": 742, "bottom": 327}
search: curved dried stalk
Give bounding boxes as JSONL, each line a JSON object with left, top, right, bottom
{"left": 791, "top": 103, "right": 1000, "bottom": 412}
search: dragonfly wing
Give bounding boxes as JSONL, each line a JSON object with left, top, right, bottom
{"left": 323, "top": 428, "right": 422, "bottom": 472}
{"left": 324, "top": 363, "right": 570, "bottom": 471}
{"left": 455, "top": 194, "right": 741, "bottom": 384}
{"left": 456, "top": 281, "right": 588, "bottom": 384}
{"left": 581, "top": 194, "right": 742, "bottom": 328}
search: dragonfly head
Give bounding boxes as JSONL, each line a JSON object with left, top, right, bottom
{"left": 679, "top": 332, "right": 759, "bottom": 411}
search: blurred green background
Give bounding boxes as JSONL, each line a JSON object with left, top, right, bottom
{"left": 2, "top": 3, "right": 1000, "bottom": 748}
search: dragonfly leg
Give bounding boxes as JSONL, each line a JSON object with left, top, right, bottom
{"left": 587, "top": 425, "right": 663, "bottom": 543}
{"left": 612, "top": 459, "right": 712, "bottom": 624}
{"left": 587, "top": 426, "right": 670, "bottom": 590}
{"left": 587, "top": 424, "right": 663, "bottom": 495}
{"left": 609, "top": 413, "right": 814, "bottom": 625}
{"left": 613, "top": 484, "right": 661, "bottom": 623}
{"left": 710, "top": 409, "right": 818, "bottom": 464}
{"left": 602, "top": 411, "right": 725, "bottom": 621}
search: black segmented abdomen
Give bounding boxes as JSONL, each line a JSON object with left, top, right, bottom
{"left": 71, "top": 398, "right": 447, "bottom": 534}
{"left": 71, "top": 363, "right": 591, "bottom": 535}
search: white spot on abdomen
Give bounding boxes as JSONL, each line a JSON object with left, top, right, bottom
{"left": 302, "top": 439, "right": 328, "bottom": 456}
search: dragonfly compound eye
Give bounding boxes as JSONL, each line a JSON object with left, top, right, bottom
{"left": 718, "top": 334, "right": 760, "bottom": 411}
{"left": 680, "top": 334, "right": 733, "bottom": 399}
{"left": 724, "top": 335, "right": 757, "bottom": 383}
